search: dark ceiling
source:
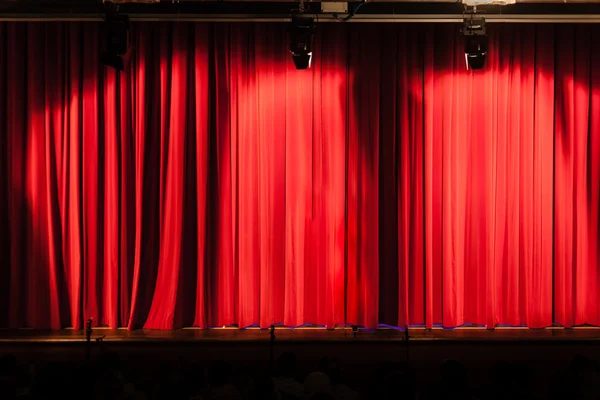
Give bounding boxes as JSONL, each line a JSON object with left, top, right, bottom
{"left": 1, "top": 0, "right": 600, "bottom": 18}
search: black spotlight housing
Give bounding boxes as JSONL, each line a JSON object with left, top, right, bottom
{"left": 101, "top": 13, "right": 129, "bottom": 71}
{"left": 465, "top": 35, "right": 488, "bottom": 70}
{"left": 289, "top": 16, "right": 316, "bottom": 70}
{"left": 463, "top": 16, "right": 488, "bottom": 70}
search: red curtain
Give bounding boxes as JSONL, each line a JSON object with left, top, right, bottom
{"left": 0, "top": 22, "right": 599, "bottom": 330}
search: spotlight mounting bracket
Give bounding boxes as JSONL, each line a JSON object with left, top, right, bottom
{"left": 462, "top": 14, "right": 486, "bottom": 36}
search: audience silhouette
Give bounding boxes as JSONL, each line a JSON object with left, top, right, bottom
{"left": 0, "top": 350, "right": 598, "bottom": 400}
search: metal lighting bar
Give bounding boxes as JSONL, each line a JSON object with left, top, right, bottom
{"left": 2, "top": 13, "right": 600, "bottom": 22}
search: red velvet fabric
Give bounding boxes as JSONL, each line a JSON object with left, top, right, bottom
{"left": 0, "top": 22, "right": 599, "bottom": 330}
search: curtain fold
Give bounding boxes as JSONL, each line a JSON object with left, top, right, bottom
{"left": 0, "top": 23, "right": 8, "bottom": 329}
{"left": 1, "top": 22, "right": 599, "bottom": 330}
{"left": 554, "top": 24, "right": 600, "bottom": 327}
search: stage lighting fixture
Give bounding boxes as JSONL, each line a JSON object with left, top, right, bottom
{"left": 100, "top": 13, "right": 129, "bottom": 71}
{"left": 463, "top": 16, "right": 488, "bottom": 70}
{"left": 289, "top": 16, "right": 316, "bottom": 70}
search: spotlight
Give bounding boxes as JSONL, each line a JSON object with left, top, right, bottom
{"left": 289, "top": 16, "right": 315, "bottom": 70}
{"left": 463, "top": 15, "right": 488, "bottom": 70}
{"left": 101, "top": 13, "right": 129, "bottom": 71}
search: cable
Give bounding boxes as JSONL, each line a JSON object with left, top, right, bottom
{"left": 333, "top": 0, "right": 365, "bottom": 22}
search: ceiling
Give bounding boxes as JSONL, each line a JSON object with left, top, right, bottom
{"left": 1, "top": 0, "right": 600, "bottom": 21}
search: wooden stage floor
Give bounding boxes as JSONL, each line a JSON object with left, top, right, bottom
{"left": 1, "top": 326, "right": 599, "bottom": 344}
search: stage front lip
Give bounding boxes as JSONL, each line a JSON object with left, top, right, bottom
{"left": 0, "top": 327, "right": 599, "bottom": 345}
